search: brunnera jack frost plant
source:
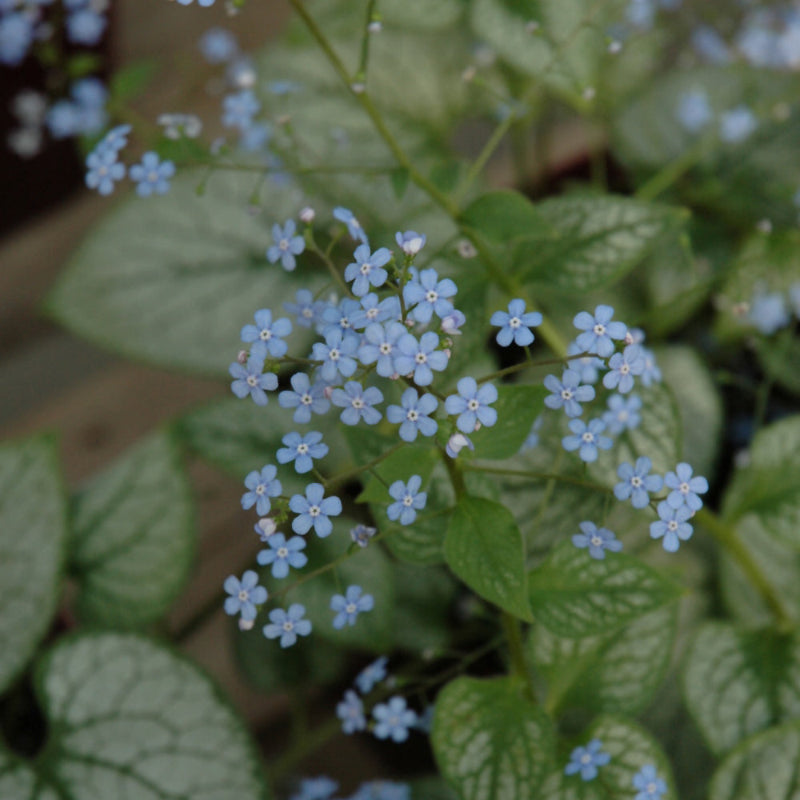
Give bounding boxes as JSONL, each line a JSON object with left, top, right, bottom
{"left": 5, "top": 1, "right": 800, "bottom": 799}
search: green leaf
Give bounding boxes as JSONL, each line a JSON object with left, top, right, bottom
{"left": 528, "top": 543, "right": 682, "bottom": 638}
{"left": 109, "top": 59, "right": 158, "bottom": 102}
{"left": 444, "top": 495, "right": 532, "bottom": 621}
{"left": 529, "top": 605, "right": 677, "bottom": 716}
{"left": 471, "top": 384, "right": 548, "bottom": 460}
{"left": 32, "top": 632, "right": 268, "bottom": 799}
{"left": 460, "top": 190, "right": 553, "bottom": 243}
{"left": 683, "top": 622, "right": 800, "bottom": 756}
{"left": 355, "top": 440, "right": 440, "bottom": 505}
{"left": 754, "top": 334, "right": 800, "bottom": 397}
{"left": 0, "top": 748, "right": 54, "bottom": 800}
{"left": 432, "top": 676, "right": 555, "bottom": 800}
{"left": 70, "top": 432, "right": 194, "bottom": 628}
{"left": 514, "top": 195, "right": 687, "bottom": 291}
{"left": 0, "top": 436, "right": 66, "bottom": 694}
{"left": 380, "top": 0, "right": 464, "bottom": 29}
{"left": 539, "top": 715, "right": 676, "bottom": 799}
{"left": 67, "top": 53, "right": 103, "bottom": 79}
{"left": 390, "top": 167, "right": 411, "bottom": 199}
{"left": 710, "top": 720, "right": 800, "bottom": 800}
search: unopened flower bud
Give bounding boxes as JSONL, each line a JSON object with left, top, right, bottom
{"left": 237, "top": 350, "right": 248, "bottom": 364}
{"left": 299, "top": 206, "right": 315, "bottom": 224}
{"left": 457, "top": 240, "right": 477, "bottom": 259}
{"left": 257, "top": 517, "right": 276, "bottom": 536}
{"left": 323, "top": 385, "right": 334, "bottom": 400}
{"left": 368, "top": 20, "right": 382, "bottom": 33}
{"left": 350, "top": 524, "right": 377, "bottom": 548}
{"left": 441, "top": 310, "right": 466, "bottom": 336}
{"left": 446, "top": 433, "right": 474, "bottom": 459}
{"left": 238, "top": 617, "right": 255, "bottom": 631}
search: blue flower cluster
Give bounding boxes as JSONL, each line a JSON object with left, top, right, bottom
{"left": 288, "top": 776, "right": 410, "bottom": 800}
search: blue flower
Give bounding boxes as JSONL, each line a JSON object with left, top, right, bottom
{"left": 614, "top": 457, "right": 663, "bottom": 508}
{"left": 650, "top": 500, "right": 694, "bottom": 552}
{"left": 97, "top": 123, "right": 132, "bottom": 154}
{"left": 490, "top": 298, "right": 543, "bottom": 347}
{"left": 639, "top": 348, "right": 662, "bottom": 386}
{"left": 331, "top": 382, "right": 384, "bottom": 426}
{"left": 562, "top": 418, "right": 613, "bottom": 462}
{"left": 603, "top": 345, "right": 646, "bottom": 394}
{"left": 289, "top": 776, "right": 339, "bottom": 800}
{"left": 222, "top": 88, "right": 260, "bottom": 129}
{"left": 445, "top": 377, "right": 498, "bottom": 433}
{"left": 350, "top": 781, "right": 410, "bottom": 800}
{"left": 403, "top": 268, "right": 457, "bottom": 323}
{"left": 386, "top": 388, "right": 438, "bottom": 442}
{"left": 358, "top": 322, "right": 406, "bottom": 377}
{"left": 387, "top": 475, "right": 427, "bottom": 526}
{"left": 241, "top": 465, "right": 282, "bottom": 516}
{"left": 748, "top": 291, "right": 790, "bottom": 334}
{"left": 351, "top": 293, "right": 401, "bottom": 330}
{"left": 67, "top": 8, "right": 106, "bottom": 45}
{"left": 263, "top": 603, "right": 312, "bottom": 648}
{"left": 446, "top": 432, "right": 474, "bottom": 458}
{"left": 350, "top": 524, "right": 377, "bottom": 548}
{"left": 544, "top": 369, "right": 596, "bottom": 417}
{"left": 253, "top": 517, "right": 277, "bottom": 541}
{"left": 633, "top": 764, "right": 668, "bottom": 800}
{"left": 223, "top": 570, "right": 267, "bottom": 621}
{"left": 129, "top": 152, "right": 176, "bottom": 197}
{"left": 257, "top": 533, "right": 308, "bottom": 579}
{"left": 284, "top": 289, "right": 326, "bottom": 329}
{"left": 573, "top": 305, "right": 628, "bottom": 357}
{"left": 677, "top": 89, "right": 712, "bottom": 133}
{"left": 720, "top": 105, "right": 757, "bottom": 143}
{"left": 241, "top": 308, "right": 292, "bottom": 358}
{"left": 289, "top": 483, "right": 342, "bottom": 537}
{"left": 603, "top": 393, "right": 642, "bottom": 434}
{"left": 199, "top": 27, "right": 238, "bottom": 63}
{"left": 0, "top": 13, "right": 34, "bottom": 67}
{"left": 356, "top": 656, "right": 389, "bottom": 693}
{"left": 519, "top": 415, "right": 543, "bottom": 451}
{"left": 321, "top": 297, "right": 362, "bottom": 338}
{"left": 85, "top": 146, "right": 125, "bottom": 196}
{"left": 312, "top": 328, "right": 359, "bottom": 383}
{"left": 277, "top": 431, "right": 328, "bottom": 473}
{"left": 572, "top": 522, "right": 623, "bottom": 559}
{"left": 334, "top": 206, "right": 369, "bottom": 244}
{"left": 372, "top": 696, "right": 417, "bottom": 742}
{"left": 441, "top": 309, "right": 467, "bottom": 336}
{"left": 266, "top": 220, "right": 305, "bottom": 272}
{"left": 278, "top": 372, "right": 330, "bottom": 423}
{"left": 396, "top": 230, "right": 426, "bottom": 256}
{"left": 567, "top": 342, "right": 605, "bottom": 384}
{"left": 664, "top": 462, "right": 708, "bottom": 511}
{"left": 393, "top": 331, "right": 449, "bottom": 386}
{"left": 564, "top": 739, "right": 611, "bottom": 780}
{"left": 336, "top": 689, "right": 367, "bottom": 734}
{"left": 230, "top": 356, "right": 278, "bottom": 406}
{"left": 344, "top": 244, "right": 392, "bottom": 296}
{"left": 331, "top": 584, "right": 374, "bottom": 629}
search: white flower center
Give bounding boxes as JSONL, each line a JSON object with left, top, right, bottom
{"left": 352, "top": 397, "right": 365, "bottom": 409}
{"left": 283, "top": 620, "right": 294, "bottom": 632}
{"left": 308, "top": 504, "right": 321, "bottom": 517}
{"left": 593, "top": 323, "right": 606, "bottom": 336}
{"left": 667, "top": 520, "right": 679, "bottom": 532}
{"left": 647, "top": 783, "right": 657, "bottom": 794}
{"left": 340, "top": 317, "right": 351, "bottom": 329}
{"left": 509, "top": 316, "right": 521, "bottom": 329}
{"left": 620, "top": 363, "right": 630, "bottom": 374}
{"left": 631, "top": 476, "right": 642, "bottom": 488}
{"left": 590, "top": 535, "right": 603, "bottom": 547}
{"left": 247, "top": 375, "right": 258, "bottom": 387}
{"left": 238, "top": 590, "right": 249, "bottom": 601}
{"left": 581, "top": 753, "right": 592, "bottom": 764}
{"left": 679, "top": 481, "right": 690, "bottom": 494}
{"left": 360, "top": 263, "right": 371, "bottom": 275}
{"left": 402, "top": 495, "right": 414, "bottom": 506}
{"left": 407, "top": 409, "right": 419, "bottom": 422}
{"left": 468, "top": 399, "right": 480, "bottom": 411}
{"left": 618, "top": 410, "right": 629, "bottom": 421}
{"left": 561, "top": 388, "right": 573, "bottom": 400}
{"left": 302, "top": 308, "right": 314, "bottom": 318}
{"left": 301, "top": 392, "right": 313, "bottom": 406}
{"left": 415, "top": 352, "right": 427, "bottom": 364}
{"left": 346, "top": 602, "right": 357, "bottom": 614}
{"left": 366, "top": 307, "right": 379, "bottom": 320}
{"left": 297, "top": 443, "right": 309, "bottom": 455}
{"left": 379, "top": 342, "right": 392, "bottom": 355}
{"left": 425, "top": 290, "right": 438, "bottom": 303}
{"left": 582, "top": 432, "right": 594, "bottom": 443}
{"left": 329, "top": 348, "right": 340, "bottom": 361}
{"left": 147, "top": 170, "right": 159, "bottom": 183}
{"left": 255, "top": 485, "right": 266, "bottom": 495}
{"left": 259, "top": 329, "right": 272, "bottom": 340}
{"left": 277, "top": 547, "right": 288, "bottom": 558}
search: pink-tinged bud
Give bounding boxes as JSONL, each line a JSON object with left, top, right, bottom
{"left": 443, "top": 348, "right": 452, "bottom": 359}
{"left": 299, "top": 206, "right": 315, "bottom": 224}
{"left": 457, "top": 240, "right": 477, "bottom": 259}
{"left": 624, "top": 331, "right": 635, "bottom": 346}
{"left": 441, "top": 310, "right": 466, "bottom": 336}
{"left": 237, "top": 350, "right": 248, "bottom": 364}
{"left": 257, "top": 517, "right": 276, "bottom": 536}
{"left": 238, "top": 618, "right": 255, "bottom": 631}
{"left": 473, "top": 422, "right": 482, "bottom": 432}
{"left": 390, "top": 372, "right": 400, "bottom": 381}
{"left": 446, "top": 433, "right": 474, "bottom": 459}
{"left": 404, "top": 318, "right": 415, "bottom": 327}
{"left": 323, "top": 385, "right": 334, "bottom": 400}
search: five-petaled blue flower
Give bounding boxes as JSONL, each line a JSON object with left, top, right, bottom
{"left": 386, "top": 388, "right": 438, "bottom": 442}
{"left": 241, "top": 308, "right": 292, "bottom": 358}
{"left": 393, "top": 331, "right": 449, "bottom": 386}
{"left": 573, "top": 305, "right": 628, "bottom": 357}
{"left": 289, "top": 483, "right": 342, "bottom": 537}
{"left": 633, "top": 764, "right": 668, "bottom": 800}
{"left": 614, "top": 457, "right": 663, "bottom": 509}
{"left": 639, "top": 347, "right": 662, "bottom": 386}
{"left": 372, "top": 696, "right": 417, "bottom": 742}
{"left": 562, "top": 418, "right": 613, "bottom": 462}
{"left": 241, "top": 465, "right": 282, "bottom": 516}
{"left": 572, "top": 522, "right": 623, "bottom": 559}
{"left": 350, "top": 523, "right": 377, "bottom": 548}
{"left": 267, "top": 220, "right": 305, "bottom": 272}
{"left": 230, "top": 355, "right": 278, "bottom": 406}
{"left": 288, "top": 776, "right": 339, "bottom": 800}
{"left": 129, "top": 152, "right": 176, "bottom": 197}
{"left": 603, "top": 344, "right": 646, "bottom": 393}
{"left": 344, "top": 244, "right": 392, "bottom": 296}
{"left": 277, "top": 431, "right": 328, "bottom": 473}
{"left": 311, "top": 328, "right": 359, "bottom": 383}
{"left": 331, "top": 382, "right": 384, "bottom": 426}
{"left": 351, "top": 293, "right": 401, "bottom": 330}
{"left": 651, "top": 501, "right": 694, "bottom": 552}
{"left": 331, "top": 584, "right": 375, "bottom": 629}
{"left": 336, "top": 689, "right": 367, "bottom": 734}
{"left": 445, "top": 377, "right": 498, "bottom": 434}
{"left": 403, "top": 268, "right": 458, "bottom": 323}
{"left": 544, "top": 369, "right": 596, "bottom": 417}
{"left": 257, "top": 533, "right": 308, "bottom": 578}
{"left": 85, "top": 147, "right": 126, "bottom": 196}
{"left": 223, "top": 570, "right": 267, "bottom": 621}
{"left": 564, "top": 739, "right": 611, "bottom": 780}
{"left": 321, "top": 297, "right": 362, "bottom": 337}
{"left": 603, "top": 393, "right": 642, "bottom": 434}
{"left": 358, "top": 322, "right": 406, "bottom": 377}
{"left": 222, "top": 88, "right": 260, "bottom": 129}
{"left": 334, "top": 206, "right": 369, "bottom": 244}
{"left": 490, "top": 298, "right": 543, "bottom": 347}
{"left": 356, "top": 656, "right": 389, "bottom": 693}
{"left": 278, "top": 372, "right": 330, "bottom": 423}
{"left": 262, "top": 603, "right": 312, "bottom": 648}
{"left": 284, "top": 288, "right": 326, "bottom": 329}
{"left": 387, "top": 475, "right": 427, "bottom": 526}
{"left": 664, "top": 462, "right": 708, "bottom": 511}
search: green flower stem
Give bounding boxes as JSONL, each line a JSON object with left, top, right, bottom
{"left": 455, "top": 114, "right": 517, "bottom": 204}
{"left": 695, "top": 508, "right": 792, "bottom": 629}
{"left": 476, "top": 352, "right": 583, "bottom": 384}
{"left": 354, "top": 0, "right": 379, "bottom": 83}
{"left": 306, "top": 230, "right": 351, "bottom": 294}
{"left": 501, "top": 612, "right": 535, "bottom": 700}
{"left": 323, "top": 441, "right": 406, "bottom": 489}
{"left": 635, "top": 135, "right": 710, "bottom": 201}
{"left": 464, "top": 463, "right": 612, "bottom": 495}
{"left": 269, "top": 716, "right": 343, "bottom": 782}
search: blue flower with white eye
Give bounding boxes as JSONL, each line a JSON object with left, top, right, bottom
{"left": 490, "top": 298, "right": 542, "bottom": 347}
{"left": 650, "top": 501, "right": 694, "bottom": 552}
{"left": 572, "top": 522, "right": 622, "bottom": 560}
{"left": 278, "top": 372, "right": 330, "bottom": 423}
{"left": 321, "top": 297, "right": 362, "bottom": 338}
{"left": 387, "top": 475, "right": 427, "bottom": 526}
{"left": 241, "top": 465, "right": 282, "bottom": 516}
{"left": 222, "top": 88, "right": 260, "bottom": 129}
{"left": 85, "top": 146, "right": 126, "bottom": 196}
{"left": 356, "top": 656, "right": 389, "bottom": 693}
{"left": 564, "top": 739, "right": 611, "bottom": 780}
{"left": 603, "top": 344, "right": 646, "bottom": 394}
{"left": 633, "top": 764, "right": 668, "bottom": 800}
{"left": 229, "top": 355, "right": 278, "bottom": 406}
{"left": 311, "top": 328, "right": 359, "bottom": 383}
{"left": 614, "top": 457, "right": 663, "bottom": 508}
{"left": 386, "top": 388, "right": 438, "bottom": 442}
{"left": 372, "top": 696, "right": 417, "bottom": 742}
{"left": 0, "top": 13, "right": 34, "bottom": 67}
{"left": 603, "top": 393, "right": 642, "bottom": 434}
{"left": 639, "top": 347, "right": 662, "bottom": 386}
{"left": 351, "top": 293, "right": 401, "bottom": 330}
{"left": 358, "top": 321, "right": 406, "bottom": 377}
{"left": 284, "top": 289, "right": 326, "bottom": 329}
{"left": 223, "top": 570, "right": 267, "bottom": 621}
{"left": 567, "top": 342, "right": 605, "bottom": 384}
{"left": 331, "top": 382, "right": 384, "bottom": 426}
{"left": 129, "top": 152, "right": 175, "bottom": 197}
{"left": 334, "top": 206, "right": 369, "bottom": 244}
{"left": 664, "top": 462, "right": 708, "bottom": 511}
{"left": 562, "top": 418, "right": 613, "bottom": 462}
{"left": 573, "top": 305, "right": 627, "bottom": 357}
{"left": 344, "top": 244, "right": 392, "bottom": 296}
{"left": 289, "top": 483, "right": 342, "bottom": 537}
{"left": 97, "top": 123, "right": 132, "bottom": 154}
{"left": 544, "top": 369, "right": 596, "bottom": 417}
{"left": 331, "top": 584, "right": 374, "bottom": 629}
{"left": 350, "top": 524, "right": 377, "bottom": 548}
{"left": 262, "top": 603, "right": 312, "bottom": 648}
{"left": 257, "top": 533, "right": 307, "bottom": 579}
{"left": 336, "top": 689, "right": 366, "bottom": 734}
{"left": 445, "top": 377, "right": 498, "bottom": 433}
{"left": 403, "top": 268, "right": 458, "bottom": 323}
{"left": 267, "top": 220, "right": 305, "bottom": 272}
{"left": 393, "top": 332, "right": 449, "bottom": 386}
{"left": 241, "top": 308, "right": 292, "bottom": 358}
{"left": 277, "top": 431, "right": 328, "bottom": 473}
